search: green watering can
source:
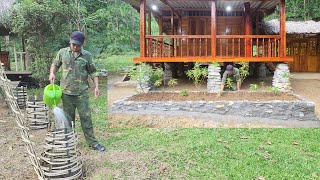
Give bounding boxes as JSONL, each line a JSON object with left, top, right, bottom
{"left": 43, "top": 83, "right": 62, "bottom": 107}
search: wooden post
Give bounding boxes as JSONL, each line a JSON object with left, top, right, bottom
{"left": 171, "top": 11, "right": 174, "bottom": 57}
{"left": 13, "top": 41, "right": 18, "bottom": 71}
{"left": 211, "top": 0, "right": 216, "bottom": 58}
{"left": 244, "top": 2, "right": 252, "bottom": 57}
{"left": 280, "top": 0, "right": 286, "bottom": 57}
{"left": 22, "top": 36, "right": 26, "bottom": 70}
{"left": 140, "top": 0, "right": 146, "bottom": 57}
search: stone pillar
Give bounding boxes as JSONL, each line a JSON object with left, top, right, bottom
{"left": 164, "top": 63, "right": 173, "bottom": 79}
{"left": 272, "top": 63, "right": 291, "bottom": 92}
{"left": 257, "top": 63, "right": 267, "bottom": 78}
{"left": 207, "top": 64, "right": 221, "bottom": 93}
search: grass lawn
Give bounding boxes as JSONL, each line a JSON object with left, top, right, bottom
{"left": 96, "top": 53, "right": 136, "bottom": 73}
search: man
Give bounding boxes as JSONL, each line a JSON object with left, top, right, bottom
{"left": 49, "top": 31, "right": 106, "bottom": 152}
{"left": 220, "top": 64, "right": 241, "bottom": 91}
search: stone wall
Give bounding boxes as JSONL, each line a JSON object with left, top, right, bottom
{"left": 112, "top": 95, "right": 317, "bottom": 121}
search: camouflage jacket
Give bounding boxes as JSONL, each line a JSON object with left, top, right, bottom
{"left": 51, "top": 47, "right": 99, "bottom": 95}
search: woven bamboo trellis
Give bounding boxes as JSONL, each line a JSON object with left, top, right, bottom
{"left": 26, "top": 96, "right": 49, "bottom": 130}
{"left": 13, "top": 85, "right": 27, "bottom": 109}
{"left": 40, "top": 128, "right": 83, "bottom": 179}
{"left": 0, "top": 66, "right": 45, "bottom": 179}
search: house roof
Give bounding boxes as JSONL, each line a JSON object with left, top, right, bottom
{"left": 261, "top": 19, "right": 320, "bottom": 34}
{"left": 122, "top": 0, "right": 278, "bottom": 14}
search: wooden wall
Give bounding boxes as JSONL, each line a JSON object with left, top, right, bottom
{"left": 287, "top": 35, "right": 320, "bottom": 72}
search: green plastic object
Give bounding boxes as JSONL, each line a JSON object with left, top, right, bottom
{"left": 43, "top": 84, "right": 62, "bottom": 107}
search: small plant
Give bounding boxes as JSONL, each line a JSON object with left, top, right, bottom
{"left": 260, "top": 81, "right": 265, "bottom": 87}
{"left": 186, "top": 62, "right": 208, "bottom": 88}
{"left": 249, "top": 84, "right": 259, "bottom": 91}
{"left": 225, "top": 77, "right": 233, "bottom": 90}
{"left": 129, "top": 63, "right": 153, "bottom": 93}
{"left": 211, "top": 62, "right": 220, "bottom": 67}
{"left": 237, "top": 62, "right": 249, "bottom": 84}
{"left": 267, "top": 86, "right": 280, "bottom": 94}
{"left": 151, "top": 67, "right": 165, "bottom": 88}
{"left": 168, "top": 78, "right": 178, "bottom": 87}
{"left": 180, "top": 89, "right": 189, "bottom": 96}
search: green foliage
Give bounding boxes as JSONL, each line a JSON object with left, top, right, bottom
{"left": 267, "top": 86, "right": 281, "bottom": 94}
{"left": 260, "top": 81, "right": 265, "bottom": 87}
{"left": 249, "top": 84, "right": 259, "bottom": 91}
{"left": 151, "top": 68, "right": 164, "bottom": 88}
{"left": 237, "top": 62, "right": 249, "bottom": 84}
{"left": 282, "top": 73, "right": 289, "bottom": 78}
{"left": 129, "top": 63, "right": 153, "bottom": 93}
{"left": 225, "top": 77, "right": 233, "bottom": 90}
{"left": 266, "top": 0, "right": 320, "bottom": 21}
{"left": 168, "top": 78, "right": 178, "bottom": 87}
{"left": 211, "top": 62, "right": 220, "bottom": 67}
{"left": 180, "top": 89, "right": 189, "bottom": 96}
{"left": 186, "top": 63, "right": 208, "bottom": 88}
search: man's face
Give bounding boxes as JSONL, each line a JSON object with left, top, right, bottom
{"left": 70, "top": 43, "right": 82, "bottom": 52}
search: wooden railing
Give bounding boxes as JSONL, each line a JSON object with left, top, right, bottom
{"left": 145, "top": 35, "right": 281, "bottom": 58}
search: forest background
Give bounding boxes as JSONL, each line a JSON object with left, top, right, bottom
{"left": 0, "top": 0, "right": 320, "bottom": 85}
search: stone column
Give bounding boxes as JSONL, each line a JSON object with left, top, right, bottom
{"left": 272, "top": 63, "right": 291, "bottom": 92}
{"left": 164, "top": 63, "right": 173, "bottom": 79}
{"left": 257, "top": 63, "right": 267, "bottom": 78}
{"left": 207, "top": 64, "right": 221, "bottom": 93}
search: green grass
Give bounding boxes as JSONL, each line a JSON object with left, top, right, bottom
{"left": 99, "top": 128, "right": 320, "bottom": 179}
{"left": 95, "top": 53, "right": 136, "bottom": 73}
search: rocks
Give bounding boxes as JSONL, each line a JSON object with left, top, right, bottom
{"left": 112, "top": 95, "right": 318, "bottom": 121}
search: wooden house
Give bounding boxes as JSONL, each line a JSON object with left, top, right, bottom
{"left": 122, "top": 0, "right": 293, "bottom": 64}
{"left": 262, "top": 20, "right": 320, "bottom": 72}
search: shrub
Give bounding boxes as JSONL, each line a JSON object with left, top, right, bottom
{"left": 186, "top": 62, "right": 208, "bottom": 88}
{"left": 249, "top": 84, "right": 259, "bottom": 91}
{"left": 180, "top": 89, "right": 189, "bottom": 96}
{"left": 168, "top": 78, "right": 178, "bottom": 87}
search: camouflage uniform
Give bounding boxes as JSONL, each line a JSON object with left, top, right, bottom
{"left": 221, "top": 67, "right": 240, "bottom": 90}
{"left": 51, "top": 47, "right": 99, "bottom": 146}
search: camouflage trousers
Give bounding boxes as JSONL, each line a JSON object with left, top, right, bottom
{"left": 62, "top": 91, "right": 98, "bottom": 147}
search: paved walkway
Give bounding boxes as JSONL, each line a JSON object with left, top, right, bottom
{"left": 291, "top": 73, "right": 320, "bottom": 80}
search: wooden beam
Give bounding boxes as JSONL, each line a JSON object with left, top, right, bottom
{"left": 133, "top": 57, "right": 293, "bottom": 63}
{"left": 159, "top": 16, "right": 163, "bottom": 35}
{"left": 280, "top": 0, "right": 286, "bottom": 57}
{"left": 140, "top": 0, "right": 146, "bottom": 57}
{"left": 160, "top": 0, "right": 181, "bottom": 18}
{"left": 211, "top": 0, "right": 216, "bottom": 58}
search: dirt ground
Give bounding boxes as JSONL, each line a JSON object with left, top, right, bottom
{"left": 0, "top": 73, "right": 320, "bottom": 179}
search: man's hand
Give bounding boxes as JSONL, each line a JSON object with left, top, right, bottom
{"left": 49, "top": 73, "right": 55, "bottom": 83}
{"left": 94, "top": 87, "right": 100, "bottom": 98}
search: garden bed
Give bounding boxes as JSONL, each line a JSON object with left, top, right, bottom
{"left": 112, "top": 91, "right": 318, "bottom": 121}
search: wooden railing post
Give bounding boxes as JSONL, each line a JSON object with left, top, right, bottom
{"left": 211, "top": 0, "right": 217, "bottom": 58}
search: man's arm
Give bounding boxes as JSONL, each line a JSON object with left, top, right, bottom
{"left": 93, "top": 76, "right": 99, "bottom": 98}
{"left": 49, "top": 66, "right": 57, "bottom": 83}
{"left": 237, "top": 81, "right": 241, "bottom": 91}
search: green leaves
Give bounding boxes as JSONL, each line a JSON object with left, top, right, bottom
{"left": 186, "top": 63, "right": 208, "bottom": 88}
